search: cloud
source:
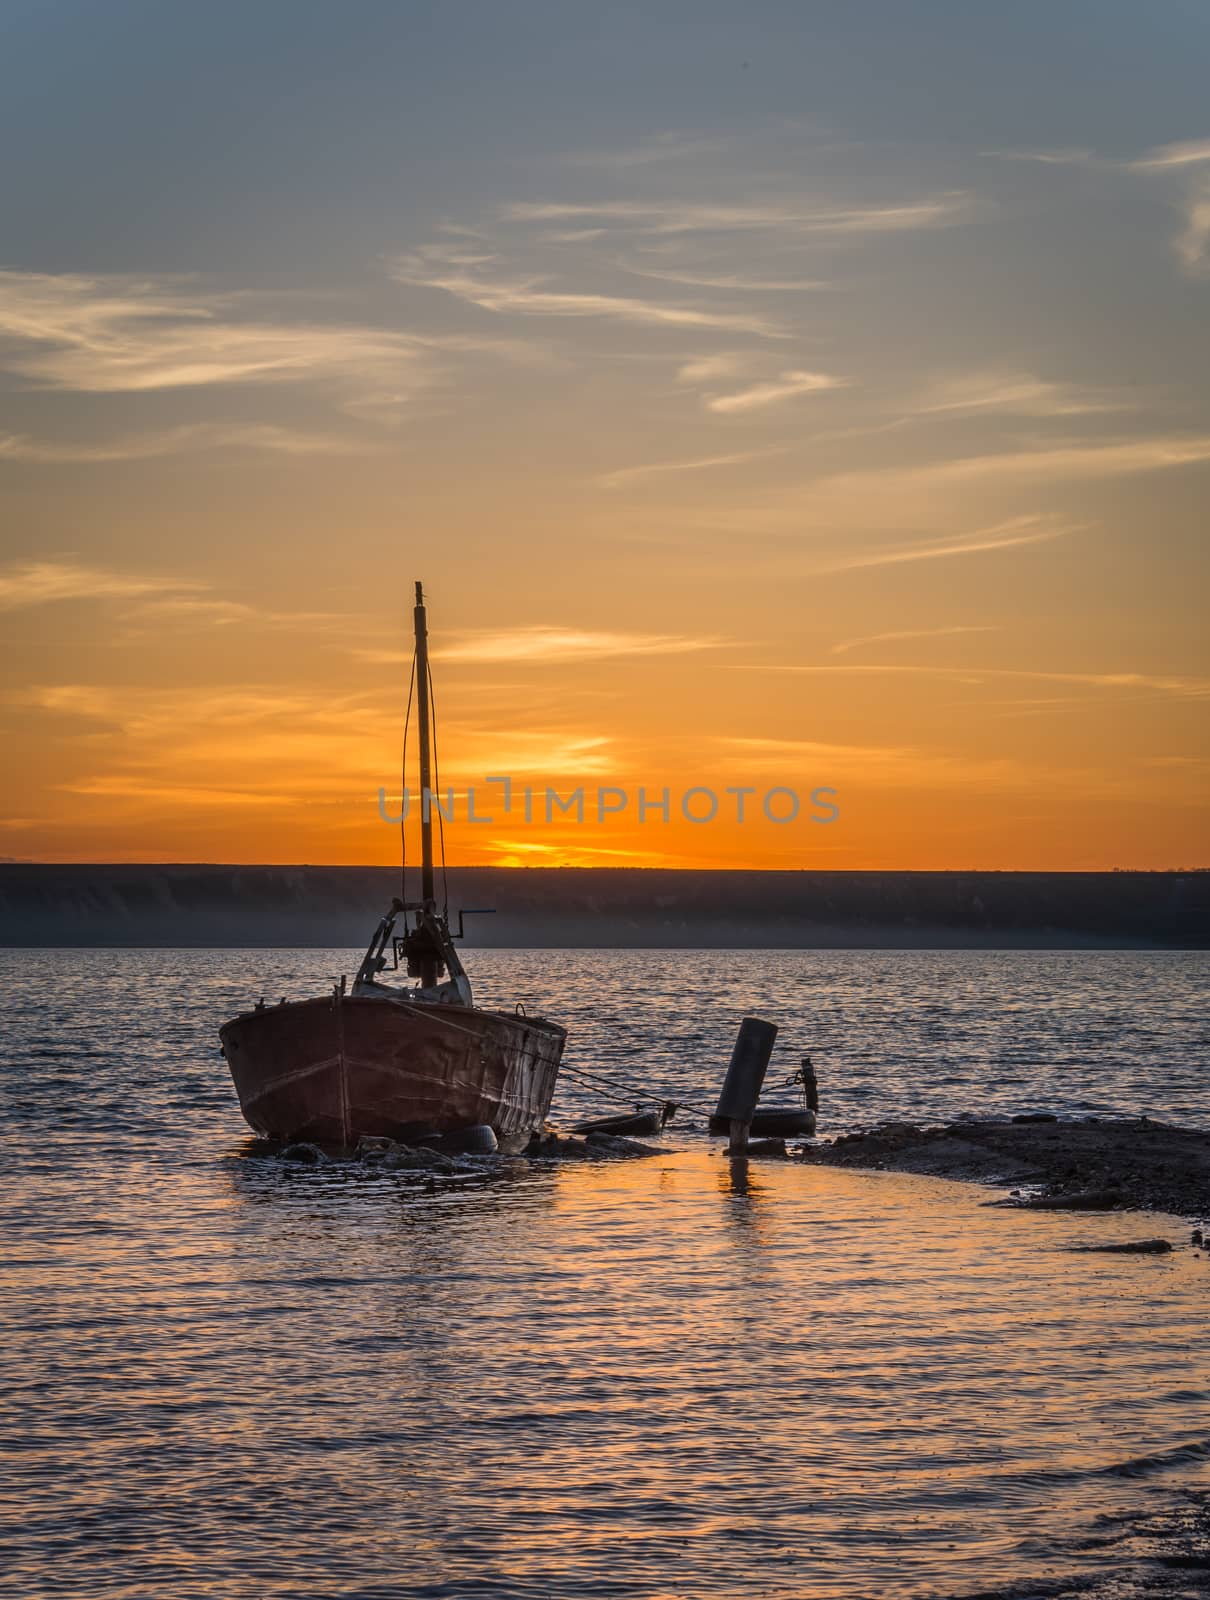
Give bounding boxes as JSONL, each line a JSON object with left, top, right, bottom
{"left": 1122, "top": 138, "right": 1210, "bottom": 275}
{"left": 677, "top": 353, "right": 751, "bottom": 384}
{"left": 706, "top": 369, "right": 848, "bottom": 414}
{"left": 595, "top": 447, "right": 783, "bottom": 489}
{"left": 815, "top": 517, "right": 1073, "bottom": 573}
{"left": 981, "top": 136, "right": 1210, "bottom": 277}
{"left": 719, "top": 732, "right": 1035, "bottom": 789}
{"left": 503, "top": 194, "right": 973, "bottom": 237}
{"left": 913, "top": 371, "right": 1128, "bottom": 419}
{"left": 1175, "top": 178, "right": 1210, "bottom": 275}
{"left": 830, "top": 625, "right": 999, "bottom": 655}
{"left": 620, "top": 263, "right": 830, "bottom": 292}
{"left": 0, "top": 560, "right": 200, "bottom": 611}
{"left": 818, "top": 435, "right": 1210, "bottom": 499}
{"left": 983, "top": 147, "right": 1096, "bottom": 166}
{"left": 1129, "top": 138, "right": 1210, "bottom": 172}
{"left": 119, "top": 595, "right": 344, "bottom": 633}
{"left": 19, "top": 683, "right": 405, "bottom": 820}
{"left": 559, "top": 132, "right": 735, "bottom": 169}
{"left": 732, "top": 663, "right": 1210, "bottom": 700}
{"left": 432, "top": 626, "right": 723, "bottom": 664}
{"left": 393, "top": 258, "right": 782, "bottom": 336}
{"left": 0, "top": 422, "right": 373, "bottom": 464}
{"left": 0, "top": 270, "right": 440, "bottom": 396}
{"left": 0, "top": 560, "right": 349, "bottom": 641}
{"left": 60, "top": 776, "right": 290, "bottom": 808}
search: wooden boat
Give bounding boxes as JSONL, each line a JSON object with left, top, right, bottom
{"left": 219, "top": 583, "right": 567, "bottom": 1154}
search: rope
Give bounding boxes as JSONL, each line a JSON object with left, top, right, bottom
{"left": 558, "top": 1062, "right": 713, "bottom": 1124}
{"left": 400, "top": 651, "right": 416, "bottom": 902}
{"left": 426, "top": 658, "right": 450, "bottom": 920}
{"left": 572, "top": 1061, "right": 714, "bottom": 1113}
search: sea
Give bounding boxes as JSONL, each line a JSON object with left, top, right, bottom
{"left": 2, "top": 946, "right": 1208, "bottom": 1599}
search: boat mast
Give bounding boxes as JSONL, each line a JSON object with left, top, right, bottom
{"left": 413, "top": 580, "right": 436, "bottom": 921}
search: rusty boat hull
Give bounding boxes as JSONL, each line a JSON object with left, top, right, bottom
{"left": 220, "top": 993, "right": 566, "bottom": 1153}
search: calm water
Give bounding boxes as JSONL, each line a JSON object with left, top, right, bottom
{"left": 2, "top": 947, "right": 1208, "bottom": 1599}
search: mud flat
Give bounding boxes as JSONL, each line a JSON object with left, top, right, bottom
{"left": 801, "top": 1115, "right": 1210, "bottom": 1223}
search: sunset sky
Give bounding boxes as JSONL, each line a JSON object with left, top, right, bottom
{"left": 1, "top": 1, "right": 1207, "bottom": 869}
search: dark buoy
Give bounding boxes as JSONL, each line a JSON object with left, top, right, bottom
{"left": 571, "top": 1109, "right": 666, "bottom": 1137}
{"left": 709, "top": 1106, "right": 816, "bottom": 1138}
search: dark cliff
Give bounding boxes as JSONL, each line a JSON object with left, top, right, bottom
{"left": 0, "top": 865, "right": 1205, "bottom": 947}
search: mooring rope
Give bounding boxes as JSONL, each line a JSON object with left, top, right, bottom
{"left": 424, "top": 658, "right": 450, "bottom": 920}
{"left": 400, "top": 651, "right": 416, "bottom": 902}
{"left": 558, "top": 1062, "right": 714, "bottom": 1124}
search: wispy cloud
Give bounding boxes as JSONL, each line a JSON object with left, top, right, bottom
{"left": 913, "top": 371, "right": 1128, "bottom": 419}
{"left": 719, "top": 732, "right": 1035, "bottom": 789}
{"left": 983, "top": 135, "right": 1210, "bottom": 277}
{"left": 0, "top": 560, "right": 347, "bottom": 638}
{"left": 0, "top": 422, "right": 372, "bottom": 464}
{"left": 983, "top": 147, "right": 1096, "bottom": 166}
{"left": 1175, "top": 178, "right": 1210, "bottom": 275}
{"left": 22, "top": 681, "right": 409, "bottom": 812}
{"left": 394, "top": 256, "right": 782, "bottom": 336}
{"left": 0, "top": 270, "right": 439, "bottom": 395}
{"left": 595, "top": 447, "right": 783, "bottom": 489}
{"left": 706, "top": 369, "right": 848, "bottom": 414}
{"left": 819, "top": 435, "right": 1210, "bottom": 497}
{"left": 0, "top": 560, "right": 199, "bottom": 611}
{"left": 677, "top": 353, "right": 752, "bottom": 385}
{"left": 620, "top": 263, "right": 830, "bottom": 293}
{"left": 433, "top": 626, "right": 724, "bottom": 664}
{"left": 1125, "top": 137, "right": 1210, "bottom": 275}
{"left": 118, "top": 595, "right": 344, "bottom": 634}
{"left": 559, "top": 132, "right": 735, "bottom": 169}
{"left": 830, "top": 625, "right": 999, "bottom": 655}
{"left": 1129, "top": 138, "right": 1210, "bottom": 172}
{"left": 732, "top": 662, "right": 1210, "bottom": 701}
{"left": 815, "top": 516, "right": 1073, "bottom": 573}
{"left": 503, "top": 194, "right": 973, "bottom": 237}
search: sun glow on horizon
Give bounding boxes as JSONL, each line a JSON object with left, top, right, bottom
{"left": 0, "top": 9, "right": 1207, "bottom": 870}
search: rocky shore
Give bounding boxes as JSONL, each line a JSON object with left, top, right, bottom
{"left": 800, "top": 1115, "right": 1210, "bottom": 1223}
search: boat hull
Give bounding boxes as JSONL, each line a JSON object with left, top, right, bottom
{"left": 220, "top": 994, "right": 566, "bottom": 1153}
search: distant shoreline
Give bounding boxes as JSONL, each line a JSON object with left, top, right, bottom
{"left": 2, "top": 864, "right": 1206, "bottom": 949}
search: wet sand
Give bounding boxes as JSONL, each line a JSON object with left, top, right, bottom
{"left": 801, "top": 1116, "right": 1210, "bottom": 1225}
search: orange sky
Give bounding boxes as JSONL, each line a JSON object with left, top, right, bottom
{"left": 1, "top": 11, "right": 1208, "bottom": 869}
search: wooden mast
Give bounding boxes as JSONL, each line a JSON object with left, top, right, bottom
{"left": 413, "top": 580, "right": 436, "bottom": 919}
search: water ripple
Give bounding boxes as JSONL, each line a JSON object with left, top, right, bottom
{"left": 0, "top": 947, "right": 1206, "bottom": 1598}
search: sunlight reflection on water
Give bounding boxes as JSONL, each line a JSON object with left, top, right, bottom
{"left": 1, "top": 947, "right": 1207, "bottom": 1598}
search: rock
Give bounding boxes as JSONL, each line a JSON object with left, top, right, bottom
{"left": 1010, "top": 1188, "right": 1124, "bottom": 1211}
{"left": 280, "top": 1142, "right": 326, "bottom": 1165}
{"left": 1067, "top": 1238, "right": 1174, "bottom": 1254}
{"left": 381, "top": 1145, "right": 456, "bottom": 1172}
{"left": 802, "top": 1114, "right": 1210, "bottom": 1221}
{"left": 1012, "top": 1112, "right": 1059, "bottom": 1124}
{"left": 584, "top": 1132, "right": 664, "bottom": 1158}
{"left": 355, "top": 1135, "right": 394, "bottom": 1158}
{"left": 526, "top": 1132, "right": 599, "bottom": 1159}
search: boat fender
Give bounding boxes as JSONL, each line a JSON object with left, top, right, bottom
{"left": 454, "top": 1124, "right": 499, "bottom": 1154}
